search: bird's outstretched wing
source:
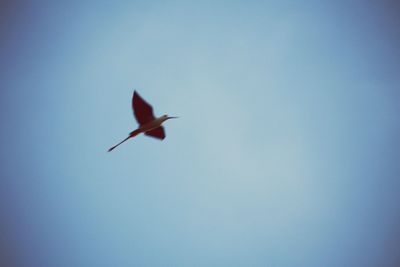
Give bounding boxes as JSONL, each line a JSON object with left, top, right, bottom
{"left": 145, "top": 127, "right": 166, "bottom": 140}
{"left": 132, "top": 91, "right": 155, "bottom": 125}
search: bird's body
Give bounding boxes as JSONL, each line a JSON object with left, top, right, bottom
{"left": 108, "top": 91, "right": 177, "bottom": 152}
{"left": 136, "top": 115, "right": 169, "bottom": 133}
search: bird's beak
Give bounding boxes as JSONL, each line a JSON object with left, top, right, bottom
{"left": 167, "top": 116, "right": 179, "bottom": 119}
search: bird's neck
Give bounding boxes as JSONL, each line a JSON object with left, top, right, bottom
{"left": 157, "top": 116, "right": 167, "bottom": 123}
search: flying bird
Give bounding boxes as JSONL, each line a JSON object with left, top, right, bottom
{"left": 108, "top": 91, "right": 178, "bottom": 152}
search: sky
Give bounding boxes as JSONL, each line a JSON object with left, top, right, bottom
{"left": 1, "top": 1, "right": 399, "bottom": 266}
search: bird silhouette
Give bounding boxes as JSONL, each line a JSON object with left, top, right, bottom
{"left": 108, "top": 91, "right": 178, "bottom": 152}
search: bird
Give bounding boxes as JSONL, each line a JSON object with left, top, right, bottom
{"left": 108, "top": 90, "right": 178, "bottom": 152}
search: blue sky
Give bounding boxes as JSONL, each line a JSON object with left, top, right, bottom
{"left": 1, "top": 1, "right": 399, "bottom": 266}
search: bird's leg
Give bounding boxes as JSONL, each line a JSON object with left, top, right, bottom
{"left": 108, "top": 136, "right": 131, "bottom": 152}
{"left": 108, "top": 129, "right": 141, "bottom": 152}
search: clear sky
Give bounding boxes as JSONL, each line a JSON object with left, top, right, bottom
{"left": 1, "top": 1, "right": 399, "bottom": 266}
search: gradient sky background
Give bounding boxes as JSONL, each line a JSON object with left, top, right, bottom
{"left": 1, "top": 1, "right": 399, "bottom": 266}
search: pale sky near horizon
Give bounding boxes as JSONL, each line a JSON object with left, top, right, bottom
{"left": 1, "top": 1, "right": 400, "bottom": 266}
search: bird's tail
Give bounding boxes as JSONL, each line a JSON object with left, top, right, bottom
{"left": 107, "top": 130, "right": 140, "bottom": 152}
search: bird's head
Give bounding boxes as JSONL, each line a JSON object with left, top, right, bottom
{"left": 162, "top": 114, "right": 178, "bottom": 120}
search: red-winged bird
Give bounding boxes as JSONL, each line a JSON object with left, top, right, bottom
{"left": 108, "top": 91, "right": 178, "bottom": 152}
